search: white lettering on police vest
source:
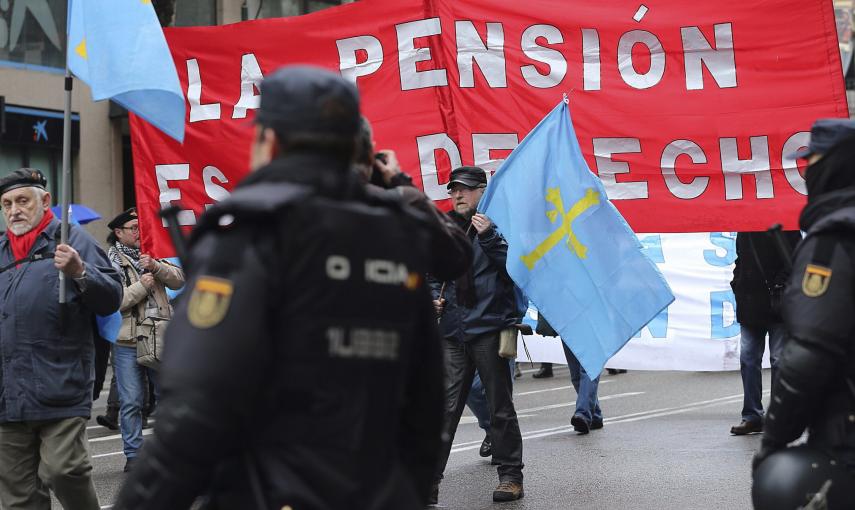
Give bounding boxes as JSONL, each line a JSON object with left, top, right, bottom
{"left": 327, "top": 327, "right": 400, "bottom": 361}
{"left": 365, "top": 259, "right": 409, "bottom": 285}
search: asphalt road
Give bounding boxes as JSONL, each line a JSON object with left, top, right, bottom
{"left": 82, "top": 366, "right": 769, "bottom": 509}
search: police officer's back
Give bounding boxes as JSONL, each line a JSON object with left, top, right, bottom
{"left": 752, "top": 121, "right": 855, "bottom": 509}
{"left": 115, "top": 66, "right": 444, "bottom": 510}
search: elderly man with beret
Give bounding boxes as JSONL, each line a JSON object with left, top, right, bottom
{"left": 0, "top": 169, "right": 122, "bottom": 509}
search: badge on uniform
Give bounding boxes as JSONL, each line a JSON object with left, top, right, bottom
{"left": 187, "top": 276, "right": 234, "bottom": 328}
{"left": 802, "top": 264, "right": 832, "bottom": 297}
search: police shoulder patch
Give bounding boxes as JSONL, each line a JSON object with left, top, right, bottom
{"left": 187, "top": 276, "right": 234, "bottom": 328}
{"left": 802, "top": 264, "right": 832, "bottom": 298}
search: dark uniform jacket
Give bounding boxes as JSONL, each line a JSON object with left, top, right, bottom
{"left": 0, "top": 219, "right": 122, "bottom": 423}
{"left": 731, "top": 231, "right": 801, "bottom": 326}
{"left": 764, "top": 187, "right": 855, "bottom": 473}
{"left": 429, "top": 213, "right": 524, "bottom": 342}
{"left": 115, "top": 152, "right": 444, "bottom": 510}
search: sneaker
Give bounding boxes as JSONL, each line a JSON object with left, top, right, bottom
{"left": 479, "top": 434, "right": 492, "bottom": 457}
{"left": 532, "top": 364, "right": 553, "bottom": 379}
{"left": 730, "top": 420, "right": 763, "bottom": 435}
{"left": 493, "top": 480, "right": 524, "bottom": 502}
{"left": 123, "top": 457, "right": 136, "bottom": 473}
{"left": 591, "top": 418, "right": 604, "bottom": 430}
{"left": 96, "top": 414, "right": 118, "bottom": 431}
{"left": 571, "top": 414, "right": 591, "bottom": 434}
{"left": 427, "top": 482, "right": 439, "bottom": 506}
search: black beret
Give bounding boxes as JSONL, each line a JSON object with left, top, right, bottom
{"left": 447, "top": 166, "right": 488, "bottom": 190}
{"left": 108, "top": 207, "right": 138, "bottom": 230}
{"left": 0, "top": 168, "right": 47, "bottom": 197}
{"left": 255, "top": 65, "right": 360, "bottom": 139}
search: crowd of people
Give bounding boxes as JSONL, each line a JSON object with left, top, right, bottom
{"left": 0, "top": 65, "right": 853, "bottom": 510}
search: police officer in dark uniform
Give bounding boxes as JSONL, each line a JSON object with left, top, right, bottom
{"left": 115, "top": 66, "right": 446, "bottom": 510}
{"left": 752, "top": 119, "right": 855, "bottom": 509}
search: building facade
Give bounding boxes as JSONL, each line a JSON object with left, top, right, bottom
{"left": 0, "top": 0, "right": 351, "bottom": 234}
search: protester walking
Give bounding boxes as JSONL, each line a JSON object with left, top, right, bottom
{"left": 430, "top": 165, "right": 526, "bottom": 504}
{"left": 107, "top": 207, "right": 184, "bottom": 472}
{"left": 0, "top": 169, "right": 122, "bottom": 510}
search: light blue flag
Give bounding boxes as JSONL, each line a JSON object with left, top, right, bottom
{"left": 67, "top": 0, "right": 185, "bottom": 142}
{"left": 479, "top": 101, "right": 674, "bottom": 377}
{"left": 96, "top": 311, "right": 122, "bottom": 344}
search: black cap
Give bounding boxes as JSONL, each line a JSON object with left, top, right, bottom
{"left": 255, "top": 65, "right": 360, "bottom": 139}
{"left": 0, "top": 168, "right": 47, "bottom": 197}
{"left": 788, "top": 118, "right": 855, "bottom": 160}
{"left": 447, "top": 166, "right": 488, "bottom": 190}
{"left": 108, "top": 207, "right": 138, "bottom": 230}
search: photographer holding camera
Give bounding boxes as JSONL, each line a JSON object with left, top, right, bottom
{"left": 729, "top": 230, "right": 801, "bottom": 436}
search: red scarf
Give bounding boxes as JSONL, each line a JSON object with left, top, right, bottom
{"left": 8, "top": 209, "right": 55, "bottom": 262}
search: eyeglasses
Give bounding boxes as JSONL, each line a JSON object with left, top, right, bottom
{"left": 119, "top": 225, "right": 140, "bottom": 233}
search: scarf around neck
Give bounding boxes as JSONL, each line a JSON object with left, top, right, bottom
{"left": 7, "top": 209, "right": 54, "bottom": 263}
{"left": 109, "top": 241, "right": 141, "bottom": 273}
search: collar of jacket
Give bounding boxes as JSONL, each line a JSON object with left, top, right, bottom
{"left": 238, "top": 151, "right": 359, "bottom": 200}
{"left": 800, "top": 186, "right": 855, "bottom": 232}
{"left": 0, "top": 217, "right": 61, "bottom": 253}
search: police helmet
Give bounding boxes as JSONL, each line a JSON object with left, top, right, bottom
{"left": 752, "top": 446, "right": 855, "bottom": 509}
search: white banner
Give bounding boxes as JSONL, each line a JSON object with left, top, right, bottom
{"left": 517, "top": 233, "right": 773, "bottom": 371}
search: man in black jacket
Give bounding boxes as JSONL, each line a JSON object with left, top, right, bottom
{"left": 115, "top": 66, "right": 445, "bottom": 510}
{"left": 730, "top": 230, "right": 801, "bottom": 435}
{"left": 752, "top": 121, "right": 855, "bottom": 506}
{"left": 430, "top": 166, "right": 526, "bottom": 504}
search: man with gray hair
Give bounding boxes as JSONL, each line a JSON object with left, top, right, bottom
{"left": 0, "top": 168, "right": 122, "bottom": 509}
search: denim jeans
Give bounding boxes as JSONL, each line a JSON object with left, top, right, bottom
{"left": 562, "top": 342, "right": 602, "bottom": 423}
{"left": 113, "top": 345, "right": 159, "bottom": 459}
{"left": 467, "top": 371, "right": 492, "bottom": 433}
{"left": 739, "top": 323, "right": 785, "bottom": 423}
{"left": 436, "top": 333, "right": 524, "bottom": 483}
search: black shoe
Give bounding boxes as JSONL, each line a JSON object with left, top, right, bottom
{"left": 730, "top": 420, "right": 763, "bottom": 436}
{"left": 493, "top": 481, "right": 524, "bottom": 502}
{"left": 607, "top": 368, "right": 627, "bottom": 375}
{"left": 532, "top": 364, "right": 553, "bottom": 379}
{"left": 479, "top": 434, "right": 492, "bottom": 457}
{"left": 571, "top": 414, "right": 591, "bottom": 434}
{"left": 591, "top": 418, "right": 604, "bottom": 430}
{"left": 123, "top": 458, "right": 136, "bottom": 473}
{"left": 427, "top": 483, "right": 439, "bottom": 506}
{"left": 142, "top": 416, "right": 152, "bottom": 430}
{"left": 96, "top": 414, "right": 118, "bottom": 431}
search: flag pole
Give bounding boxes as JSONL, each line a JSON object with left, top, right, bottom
{"left": 59, "top": 65, "right": 73, "bottom": 304}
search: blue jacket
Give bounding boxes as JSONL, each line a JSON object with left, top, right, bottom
{"left": 430, "top": 222, "right": 524, "bottom": 342}
{"left": 0, "top": 219, "right": 122, "bottom": 423}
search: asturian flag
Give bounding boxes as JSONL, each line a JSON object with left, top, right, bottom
{"left": 67, "top": 0, "right": 185, "bottom": 142}
{"left": 479, "top": 100, "right": 674, "bottom": 377}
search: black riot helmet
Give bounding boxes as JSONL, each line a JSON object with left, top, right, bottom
{"left": 752, "top": 446, "right": 855, "bottom": 509}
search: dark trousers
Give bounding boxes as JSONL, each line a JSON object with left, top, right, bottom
{"left": 435, "top": 332, "right": 524, "bottom": 483}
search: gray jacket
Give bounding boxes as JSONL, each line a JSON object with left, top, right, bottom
{"left": 0, "top": 219, "right": 122, "bottom": 423}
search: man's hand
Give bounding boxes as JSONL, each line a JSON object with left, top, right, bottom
{"left": 433, "top": 298, "right": 445, "bottom": 317}
{"left": 140, "top": 273, "right": 156, "bottom": 290}
{"left": 752, "top": 438, "right": 784, "bottom": 471}
{"left": 54, "top": 244, "right": 85, "bottom": 278}
{"left": 374, "top": 149, "right": 402, "bottom": 185}
{"left": 139, "top": 254, "right": 158, "bottom": 272}
{"left": 470, "top": 213, "right": 493, "bottom": 234}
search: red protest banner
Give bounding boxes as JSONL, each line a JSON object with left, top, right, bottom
{"left": 131, "top": 0, "right": 847, "bottom": 257}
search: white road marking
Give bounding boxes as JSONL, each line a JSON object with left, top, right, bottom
{"left": 92, "top": 451, "right": 124, "bottom": 459}
{"left": 450, "top": 391, "right": 767, "bottom": 453}
{"left": 89, "top": 429, "right": 152, "bottom": 443}
{"left": 459, "top": 391, "right": 643, "bottom": 425}
{"left": 516, "top": 380, "right": 614, "bottom": 396}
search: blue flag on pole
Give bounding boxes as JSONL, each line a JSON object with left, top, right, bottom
{"left": 479, "top": 101, "right": 674, "bottom": 377}
{"left": 67, "top": 0, "right": 185, "bottom": 142}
